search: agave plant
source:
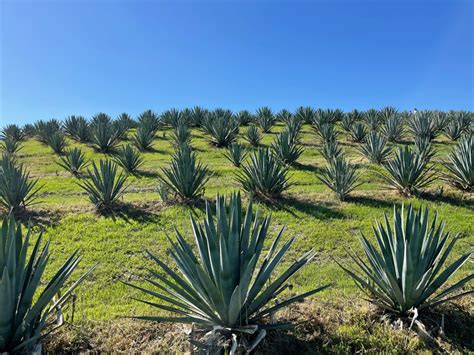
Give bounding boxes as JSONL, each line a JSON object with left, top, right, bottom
{"left": 0, "top": 216, "right": 92, "bottom": 354}
{"left": 349, "top": 122, "right": 368, "bottom": 143}
{"left": 358, "top": 131, "right": 392, "bottom": 164}
{"left": 285, "top": 118, "right": 303, "bottom": 144}
{"left": 126, "top": 193, "right": 328, "bottom": 353}
{"left": 237, "top": 147, "right": 291, "bottom": 199}
{"left": 294, "top": 106, "right": 315, "bottom": 124}
{"left": 314, "top": 122, "right": 337, "bottom": 143}
{"left": 57, "top": 147, "right": 88, "bottom": 176}
{"left": 46, "top": 131, "right": 67, "bottom": 155}
{"left": 139, "top": 110, "right": 161, "bottom": 133}
{"left": 113, "top": 144, "right": 144, "bottom": 175}
{"left": 408, "top": 111, "right": 437, "bottom": 141}
{"left": 244, "top": 126, "right": 262, "bottom": 147}
{"left": 35, "top": 119, "right": 61, "bottom": 144}
{"left": 271, "top": 130, "right": 304, "bottom": 165}
{"left": 320, "top": 138, "right": 343, "bottom": 163}
{"left": 21, "top": 124, "right": 36, "bottom": 139}
{"left": 77, "top": 159, "right": 129, "bottom": 211}
{"left": 132, "top": 121, "right": 156, "bottom": 151}
{"left": 444, "top": 117, "right": 465, "bottom": 141}
{"left": 338, "top": 205, "right": 473, "bottom": 315}
{"left": 170, "top": 123, "right": 192, "bottom": 148}
{"left": 449, "top": 110, "right": 472, "bottom": 133}
{"left": 314, "top": 109, "right": 342, "bottom": 126}
{"left": 341, "top": 110, "right": 362, "bottom": 132}
{"left": 276, "top": 109, "right": 293, "bottom": 124}
{"left": 223, "top": 143, "right": 248, "bottom": 167}
{"left": 161, "top": 109, "right": 187, "bottom": 129}
{"left": 381, "top": 114, "right": 404, "bottom": 143}
{"left": 202, "top": 112, "right": 239, "bottom": 147}
{"left": 317, "top": 157, "right": 360, "bottom": 201}
{"left": 443, "top": 134, "right": 473, "bottom": 191}
{"left": 158, "top": 146, "right": 210, "bottom": 202}
{"left": 432, "top": 111, "right": 449, "bottom": 134}
{"left": 188, "top": 106, "right": 208, "bottom": 127}
{"left": 116, "top": 112, "right": 137, "bottom": 130}
{"left": 235, "top": 110, "right": 254, "bottom": 126}
{"left": 255, "top": 107, "right": 276, "bottom": 133}
{"left": 0, "top": 137, "right": 22, "bottom": 155}
{"left": 1, "top": 124, "right": 24, "bottom": 141}
{"left": 364, "top": 109, "right": 382, "bottom": 131}
{"left": 64, "top": 116, "right": 90, "bottom": 143}
{"left": 0, "top": 155, "right": 42, "bottom": 215}
{"left": 413, "top": 135, "right": 435, "bottom": 163}
{"left": 89, "top": 114, "right": 120, "bottom": 153}
{"left": 381, "top": 145, "right": 436, "bottom": 196}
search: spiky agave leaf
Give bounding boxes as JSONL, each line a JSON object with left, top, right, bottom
{"left": 116, "top": 112, "right": 137, "bottom": 130}
{"left": 381, "top": 114, "right": 404, "bottom": 143}
{"left": 285, "top": 118, "right": 303, "bottom": 144}
{"left": 313, "top": 109, "right": 342, "bottom": 127}
{"left": 139, "top": 110, "right": 161, "bottom": 133}
{"left": 337, "top": 205, "right": 473, "bottom": 314}
{"left": 449, "top": 110, "right": 472, "bottom": 133}
{"left": 349, "top": 122, "right": 368, "bottom": 143}
{"left": 341, "top": 110, "right": 362, "bottom": 132}
{"left": 170, "top": 123, "right": 192, "bottom": 148}
{"left": 314, "top": 122, "right": 337, "bottom": 143}
{"left": 364, "top": 109, "right": 382, "bottom": 131}
{"left": 255, "top": 107, "right": 276, "bottom": 133}
{"left": 236, "top": 147, "right": 291, "bottom": 199}
{"left": 432, "top": 111, "right": 449, "bottom": 134}
{"left": 223, "top": 143, "right": 248, "bottom": 167}
{"left": 0, "top": 137, "right": 22, "bottom": 155}
{"left": 408, "top": 111, "right": 437, "bottom": 141}
{"left": 0, "top": 217, "right": 93, "bottom": 353}
{"left": 202, "top": 111, "right": 239, "bottom": 148}
{"left": 276, "top": 109, "right": 294, "bottom": 124}
{"left": 358, "top": 131, "right": 392, "bottom": 164}
{"left": 294, "top": 106, "right": 315, "bottom": 124}
{"left": 126, "top": 193, "right": 328, "bottom": 345}
{"left": 190, "top": 106, "right": 209, "bottom": 127}
{"left": 320, "top": 137, "right": 343, "bottom": 163}
{"left": 0, "top": 155, "right": 43, "bottom": 215}
{"left": 161, "top": 109, "right": 188, "bottom": 129}
{"left": 158, "top": 145, "right": 210, "bottom": 202}
{"left": 381, "top": 145, "right": 436, "bottom": 196}
{"left": 271, "top": 130, "right": 304, "bottom": 165}
{"left": 46, "top": 131, "right": 67, "bottom": 155}
{"left": 413, "top": 135, "right": 435, "bottom": 163}
{"left": 113, "top": 144, "right": 144, "bottom": 175}
{"left": 132, "top": 121, "right": 156, "bottom": 151}
{"left": 34, "top": 119, "right": 61, "bottom": 144}
{"left": 443, "top": 134, "right": 473, "bottom": 191}
{"left": 77, "top": 159, "right": 129, "bottom": 211}
{"left": 244, "top": 126, "right": 262, "bottom": 147}
{"left": 89, "top": 114, "right": 120, "bottom": 153}
{"left": 235, "top": 110, "right": 254, "bottom": 126}
{"left": 57, "top": 147, "right": 88, "bottom": 176}
{"left": 444, "top": 116, "right": 465, "bottom": 141}
{"left": 63, "top": 116, "right": 90, "bottom": 143}
{"left": 1, "top": 124, "right": 24, "bottom": 141}
{"left": 21, "top": 124, "right": 36, "bottom": 139}
{"left": 317, "top": 156, "right": 360, "bottom": 201}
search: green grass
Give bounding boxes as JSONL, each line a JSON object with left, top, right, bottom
{"left": 4, "top": 123, "right": 473, "bottom": 352}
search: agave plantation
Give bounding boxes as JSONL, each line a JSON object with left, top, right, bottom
{"left": 0, "top": 107, "right": 473, "bottom": 353}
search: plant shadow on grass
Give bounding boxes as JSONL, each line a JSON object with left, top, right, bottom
{"left": 265, "top": 195, "right": 345, "bottom": 219}
{"left": 346, "top": 195, "right": 400, "bottom": 209}
{"left": 420, "top": 191, "right": 474, "bottom": 210}
{"left": 7, "top": 208, "right": 64, "bottom": 228}
{"left": 136, "top": 170, "right": 161, "bottom": 178}
{"left": 100, "top": 202, "right": 159, "bottom": 224}
{"left": 293, "top": 162, "right": 323, "bottom": 174}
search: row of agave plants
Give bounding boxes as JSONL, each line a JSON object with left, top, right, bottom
{"left": 0, "top": 107, "right": 473, "bottom": 215}
{"left": 0, "top": 194, "right": 472, "bottom": 353}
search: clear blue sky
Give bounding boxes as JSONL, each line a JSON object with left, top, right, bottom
{"left": 1, "top": 0, "right": 473, "bottom": 126}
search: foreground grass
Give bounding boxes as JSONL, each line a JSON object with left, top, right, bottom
{"left": 4, "top": 123, "right": 473, "bottom": 352}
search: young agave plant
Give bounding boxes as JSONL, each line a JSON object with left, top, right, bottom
{"left": 0, "top": 136, "right": 22, "bottom": 155}
{"left": 314, "top": 122, "right": 337, "bottom": 143}
{"left": 57, "top": 147, "right": 88, "bottom": 176}
{"left": 443, "top": 134, "right": 473, "bottom": 191}
{"left": 132, "top": 121, "right": 156, "bottom": 151}
{"left": 236, "top": 147, "right": 291, "bottom": 199}
{"left": 158, "top": 145, "right": 210, "bottom": 202}
{"left": 337, "top": 205, "right": 473, "bottom": 315}
{"left": 381, "top": 114, "right": 404, "bottom": 143}
{"left": 271, "top": 130, "right": 304, "bottom": 165}
{"left": 67, "top": 116, "right": 90, "bottom": 143}
{"left": 139, "top": 110, "right": 161, "bottom": 133}
{"left": 432, "top": 111, "right": 450, "bottom": 134}
{"left": 35, "top": 119, "right": 61, "bottom": 144}
{"left": 116, "top": 112, "right": 137, "bottom": 130}
{"left": 77, "top": 159, "right": 129, "bottom": 211}
{"left": 341, "top": 110, "right": 361, "bottom": 132}
{"left": 113, "top": 144, "right": 144, "bottom": 175}
{"left": 63, "top": 115, "right": 84, "bottom": 139}
{"left": 408, "top": 111, "right": 436, "bottom": 141}
{"left": 443, "top": 117, "right": 465, "bottom": 141}
{"left": 364, "top": 109, "right": 382, "bottom": 131}
{"left": 0, "top": 217, "right": 93, "bottom": 354}
{"left": 285, "top": 118, "right": 303, "bottom": 144}
{"left": 203, "top": 113, "right": 239, "bottom": 148}
{"left": 126, "top": 193, "right": 328, "bottom": 352}
{"left": 294, "top": 106, "right": 315, "bottom": 124}
{"left": 276, "top": 109, "right": 294, "bottom": 124}
{"left": 381, "top": 145, "right": 436, "bottom": 197}
{"left": 349, "top": 122, "right": 368, "bottom": 143}
{"left": 317, "top": 156, "right": 360, "bottom": 201}
{"left": 255, "top": 107, "right": 276, "bottom": 133}
{"left": 161, "top": 109, "right": 187, "bottom": 129}
{"left": 0, "top": 155, "right": 42, "bottom": 215}
{"left": 114, "top": 115, "right": 132, "bottom": 141}
{"left": 314, "top": 109, "right": 342, "bottom": 126}
{"left": 189, "top": 106, "right": 208, "bottom": 127}
{"left": 358, "top": 131, "right": 392, "bottom": 164}
{"left": 22, "top": 124, "right": 36, "bottom": 139}
{"left": 170, "top": 122, "right": 192, "bottom": 148}
{"left": 449, "top": 110, "right": 472, "bottom": 133}
{"left": 320, "top": 138, "right": 343, "bottom": 163}
{"left": 89, "top": 114, "right": 120, "bottom": 153}
{"left": 235, "top": 110, "right": 254, "bottom": 126}
{"left": 46, "top": 131, "right": 67, "bottom": 155}
{"left": 223, "top": 143, "right": 248, "bottom": 167}
{"left": 244, "top": 126, "right": 262, "bottom": 147}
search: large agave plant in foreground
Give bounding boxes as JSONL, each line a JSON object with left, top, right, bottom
{"left": 126, "top": 193, "right": 328, "bottom": 353}
{"left": 0, "top": 217, "right": 93, "bottom": 353}
{"left": 337, "top": 205, "right": 473, "bottom": 315}
{"left": 237, "top": 148, "right": 291, "bottom": 199}
{"left": 159, "top": 146, "right": 210, "bottom": 202}
{"left": 78, "top": 159, "right": 129, "bottom": 211}
{"left": 381, "top": 146, "right": 435, "bottom": 197}
{"left": 0, "top": 155, "right": 42, "bottom": 215}
{"left": 443, "top": 134, "right": 473, "bottom": 191}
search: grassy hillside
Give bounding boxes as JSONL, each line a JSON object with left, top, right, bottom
{"left": 3, "top": 122, "right": 473, "bottom": 352}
